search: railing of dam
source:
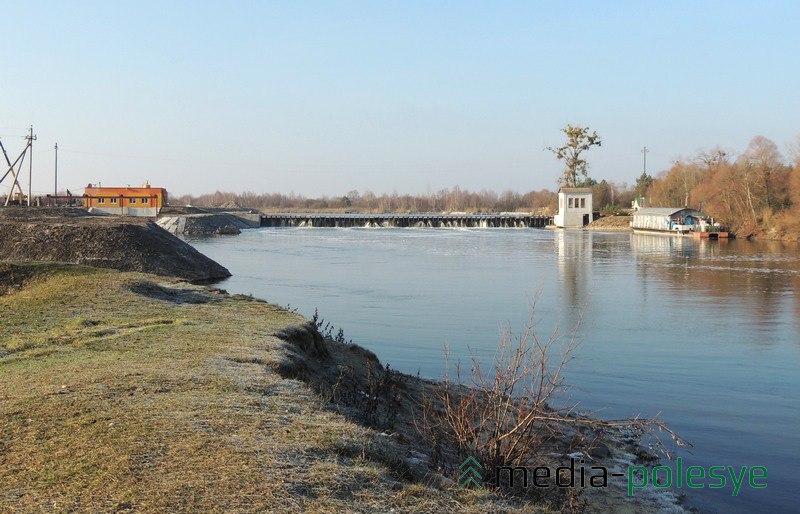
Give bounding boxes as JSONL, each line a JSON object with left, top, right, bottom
{"left": 259, "top": 213, "right": 552, "bottom": 228}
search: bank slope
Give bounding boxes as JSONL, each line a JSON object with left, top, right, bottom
{"left": 0, "top": 264, "right": 537, "bottom": 513}
{"left": 0, "top": 208, "right": 230, "bottom": 281}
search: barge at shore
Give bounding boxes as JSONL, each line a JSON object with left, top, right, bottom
{"left": 631, "top": 207, "right": 730, "bottom": 239}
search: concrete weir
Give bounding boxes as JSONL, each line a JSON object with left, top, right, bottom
{"left": 259, "top": 213, "right": 552, "bottom": 228}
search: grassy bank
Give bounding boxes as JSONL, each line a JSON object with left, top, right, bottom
{"left": 0, "top": 263, "right": 538, "bottom": 512}
{"left": 1, "top": 263, "right": 680, "bottom": 512}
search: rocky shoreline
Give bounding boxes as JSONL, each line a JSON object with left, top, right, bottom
{"left": 157, "top": 212, "right": 260, "bottom": 236}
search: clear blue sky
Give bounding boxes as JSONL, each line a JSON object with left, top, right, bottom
{"left": 2, "top": 1, "right": 798, "bottom": 198}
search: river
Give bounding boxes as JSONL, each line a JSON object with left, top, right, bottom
{"left": 188, "top": 228, "right": 799, "bottom": 513}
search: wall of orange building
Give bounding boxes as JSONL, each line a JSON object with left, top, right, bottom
{"left": 84, "top": 187, "right": 168, "bottom": 208}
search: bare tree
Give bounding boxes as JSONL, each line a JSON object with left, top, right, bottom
{"left": 739, "top": 136, "right": 784, "bottom": 211}
{"left": 693, "top": 146, "right": 730, "bottom": 168}
{"left": 547, "top": 125, "right": 602, "bottom": 187}
{"left": 787, "top": 131, "right": 800, "bottom": 168}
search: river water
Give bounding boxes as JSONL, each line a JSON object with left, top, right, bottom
{"left": 188, "top": 228, "right": 799, "bottom": 512}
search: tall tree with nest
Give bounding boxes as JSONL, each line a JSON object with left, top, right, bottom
{"left": 547, "top": 125, "right": 602, "bottom": 187}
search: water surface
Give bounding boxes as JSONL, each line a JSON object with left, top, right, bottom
{"left": 189, "top": 228, "right": 799, "bottom": 512}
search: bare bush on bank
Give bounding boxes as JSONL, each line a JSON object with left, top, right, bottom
{"left": 415, "top": 299, "right": 688, "bottom": 486}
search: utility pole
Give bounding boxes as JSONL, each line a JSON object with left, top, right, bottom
{"left": 1, "top": 133, "right": 30, "bottom": 206}
{"left": 26, "top": 126, "right": 36, "bottom": 207}
{"left": 641, "top": 146, "right": 649, "bottom": 175}
{"left": 54, "top": 142, "right": 58, "bottom": 205}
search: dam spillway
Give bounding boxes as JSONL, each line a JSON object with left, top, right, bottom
{"left": 259, "top": 213, "right": 552, "bottom": 228}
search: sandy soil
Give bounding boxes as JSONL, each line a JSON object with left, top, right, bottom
{"left": 586, "top": 215, "right": 633, "bottom": 232}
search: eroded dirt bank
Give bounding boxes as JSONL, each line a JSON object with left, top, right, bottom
{"left": 0, "top": 207, "right": 230, "bottom": 281}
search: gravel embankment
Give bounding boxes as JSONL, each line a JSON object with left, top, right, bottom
{"left": 0, "top": 207, "right": 231, "bottom": 281}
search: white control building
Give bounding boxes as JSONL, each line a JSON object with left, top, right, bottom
{"left": 554, "top": 187, "right": 593, "bottom": 228}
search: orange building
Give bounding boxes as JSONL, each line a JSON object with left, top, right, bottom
{"left": 83, "top": 182, "right": 168, "bottom": 211}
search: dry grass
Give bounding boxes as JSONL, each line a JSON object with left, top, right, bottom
{"left": 0, "top": 263, "right": 543, "bottom": 513}
{"left": 761, "top": 207, "right": 800, "bottom": 241}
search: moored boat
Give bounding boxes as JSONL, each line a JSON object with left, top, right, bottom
{"left": 630, "top": 207, "right": 730, "bottom": 239}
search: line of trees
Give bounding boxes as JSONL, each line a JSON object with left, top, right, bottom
{"left": 174, "top": 128, "right": 800, "bottom": 238}
{"left": 641, "top": 135, "right": 800, "bottom": 237}
{"left": 174, "top": 125, "right": 621, "bottom": 215}
{"left": 173, "top": 187, "right": 558, "bottom": 214}
{"left": 174, "top": 182, "right": 639, "bottom": 215}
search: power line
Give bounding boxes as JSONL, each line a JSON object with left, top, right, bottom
{"left": 27, "top": 126, "right": 36, "bottom": 206}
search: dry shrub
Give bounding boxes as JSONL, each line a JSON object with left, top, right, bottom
{"left": 317, "top": 359, "right": 402, "bottom": 431}
{"left": 416, "top": 300, "right": 687, "bottom": 483}
{"left": 773, "top": 207, "right": 800, "bottom": 240}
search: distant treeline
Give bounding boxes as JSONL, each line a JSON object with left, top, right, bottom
{"left": 175, "top": 134, "right": 800, "bottom": 238}
{"left": 175, "top": 181, "right": 645, "bottom": 214}
{"left": 174, "top": 187, "right": 560, "bottom": 214}
{"left": 642, "top": 135, "right": 800, "bottom": 238}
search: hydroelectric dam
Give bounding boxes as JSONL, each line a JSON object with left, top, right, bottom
{"left": 259, "top": 213, "right": 552, "bottom": 228}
